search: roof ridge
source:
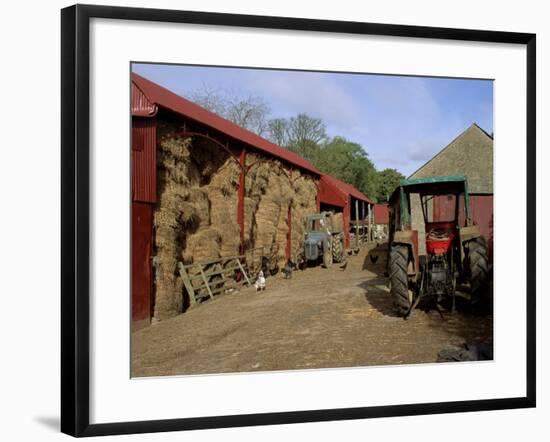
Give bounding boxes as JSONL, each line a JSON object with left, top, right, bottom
{"left": 131, "top": 73, "right": 320, "bottom": 175}
{"left": 408, "top": 122, "right": 491, "bottom": 179}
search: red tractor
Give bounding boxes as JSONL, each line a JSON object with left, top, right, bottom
{"left": 387, "top": 176, "right": 489, "bottom": 317}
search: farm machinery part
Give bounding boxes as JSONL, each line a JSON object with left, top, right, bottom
{"left": 387, "top": 176, "right": 489, "bottom": 317}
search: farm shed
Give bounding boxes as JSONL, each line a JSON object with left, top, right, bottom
{"left": 373, "top": 203, "right": 390, "bottom": 239}
{"left": 131, "top": 73, "right": 324, "bottom": 325}
{"left": 409, "top": 123, "right": 494, "bottom": 258}
{"left": 318, "top": 174, "right": 375, "bottom": 248}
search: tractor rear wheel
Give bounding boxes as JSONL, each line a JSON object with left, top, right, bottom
{"left": 389, "top": 245, "right": 412, "bottom": 316}
{"left": 323, "top": 249, "right": 333, "bottom": 268}
{"left": 468, "top": 237, "right": 489, "bottom": 307}
{"left": 332, "top": 236, "right": 344, "bottom": 263}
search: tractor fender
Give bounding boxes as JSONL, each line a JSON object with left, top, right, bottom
{"left": 391, "top": 230, "right": 419, "bottom": 276}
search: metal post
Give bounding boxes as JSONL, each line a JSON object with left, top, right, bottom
{"left": 361, "top": 201, "right": 366, "bottom": 243}
{"left": 355, "top": 199, "right": 359, "bottom": 246}
{"left": 237, "top": 148, "right": 246, "bottom": 254}
{"left": 367, "top": 203, "right": 372, "bottom": 243}
{"left": 343, "top": 200, "right": 350, "bottom": 249}
{"left": 286, "top": 204, "right": 292, "bottom": 260}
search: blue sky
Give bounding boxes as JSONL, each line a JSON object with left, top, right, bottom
{"left": 132, "top": 63, "right": 493, "bottom": 176}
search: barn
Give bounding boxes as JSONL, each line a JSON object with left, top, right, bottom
{"left": 318, "top": 174, "right": 375, "bottom": 248}
{"left": 131, "top": 74, "right": 374, "bottom": 327}
{"left": 408, "top": 123, "right": 493, "bottom": 258}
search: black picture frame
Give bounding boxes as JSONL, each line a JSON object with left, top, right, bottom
{"left": 61, "top": 4, "right": 536, "bottom": 437}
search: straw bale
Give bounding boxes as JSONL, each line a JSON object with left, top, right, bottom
{"left": 184, "top": 227, "right": 222, "bottom": 262}
{"left": 332, "top": 212, "right": 344, "bottom": 232}
{"left": 150, "top": 123, "right": 322, "bottom": 318}
{"left": 244, "top": 197, "right": 257, "bottom": 247}
{"left": 187, "top": 186, "right": 210, "bottom": 227}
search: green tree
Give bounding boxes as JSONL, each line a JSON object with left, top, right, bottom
{"left": 312, "top": 137, "right": 377, "bottom": 198}
{"left": 375, "top": 168, "right": 405, "bottom": 202}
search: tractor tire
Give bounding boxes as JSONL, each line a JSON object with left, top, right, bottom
{"left": 389, "top": 245, "right": 411, "bottom": 316}
{"left": 332, "top": 236, "right": 344, "bottom": 263}
{"left": 468, "top": 237, "right": 489, "bottom": 306}
{"left": 323, "top": 249, "right": 333, "bottom": 268}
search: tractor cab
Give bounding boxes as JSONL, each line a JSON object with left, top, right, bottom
{"left": 387, "top": 176, "right": 489, "bottom": 317}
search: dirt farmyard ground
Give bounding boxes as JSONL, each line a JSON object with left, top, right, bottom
{"left": 132, "top": 243, "right": 493, "bottom": 377}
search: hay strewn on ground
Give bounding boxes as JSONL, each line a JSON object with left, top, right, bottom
{"left": 152, "top": 122, "right": 318, "bottom": 320}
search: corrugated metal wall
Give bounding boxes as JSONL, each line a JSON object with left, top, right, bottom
{"left": 132, "top": 202, "right": 154, "bottom": 325}
{"left": 433, "top": 194, "right": 494, "bottom": 260}
{"left": 132, "top": 118, "right": 157, "bottom": 203}
{"left": 374, "top": 204, "right": 389, "bottom": 225}
{"left": 131, "top": 81, "right": 157, "bottom": 116}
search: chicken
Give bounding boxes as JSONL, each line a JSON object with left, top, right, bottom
{"left": 283, "top": 260, "right": 295, "bottom": 279}
{"left": 254, "top": 270, "right": 266, "bottom": 291}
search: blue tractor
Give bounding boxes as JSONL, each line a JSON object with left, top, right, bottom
{"left": 303, "top": 212, "right": 345, "bottom": 268}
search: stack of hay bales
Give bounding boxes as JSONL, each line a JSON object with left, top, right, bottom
{"left": 290, "top": 176, "right": 318, "bottom": 261}
{"left": 248, "top": 158, "right": 294, "bottom": 269}
{"left": 153, "top": 123, "right": 240, "bottom": 320}
{"left": 152, "top": 123, "right": 319, "bottom": 320}
{"left": 332, "top": 211, "right": 344, "bottom": 233}
{"left": 207, "top": 160, "right": 240, "bottom": 258}
{"left": 152, "top": 128, "right": 194, "bottom": 319}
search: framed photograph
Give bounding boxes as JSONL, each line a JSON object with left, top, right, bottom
{"left": 61, "top": 4, "right": 536, "bottom": 437}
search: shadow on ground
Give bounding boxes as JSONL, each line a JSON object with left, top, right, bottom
{"left": 358, "top": 276, "right": 403, "bottom": 318}
{"left": 362, "top": 242, "right": 388, "bottom": 275}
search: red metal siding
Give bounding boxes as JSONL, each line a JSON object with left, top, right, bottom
{"left": 433, "top": 194, "right": 493, "bottom": 260}
{"left": 318, "top": 176, "right": 347, "bottom": 208}
{"left": 132, "top": 202, "right": 154, "bottom": 323}
{"left": 319, "top": 174, "right": 373, "bottom": 205}
{"left": 132, "top": 118, "right": 157, "bottom": 203}
{"left": 469, "top": 195, "right": 494, "bottom": 260}
{"left": 132, "top": 81, "right": 157, "bottom": 117}
{"left": 374, "top": 204, "right": 389, "bottom": 224}
{"left": 132, "top": 73, "right": 320, "bottom": 175}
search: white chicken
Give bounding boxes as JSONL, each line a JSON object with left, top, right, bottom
{"left": 254, "top": 270, "right": 266, "bottom": 291}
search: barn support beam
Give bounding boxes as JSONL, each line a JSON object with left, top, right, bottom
{"left": 361, "top": 201, "right": 366, "bottom": 244}
{"left": 368, "top": 203, "right": 373, "bottom": 242}
{"left": 343, "top": 199, "right": 351, "bottom": 248}
{"left": 286, "top": 204, "right": 292, "bottom": 260}
{"left": 355, "top": 199, "right": 359, "bottom": 247}
{"left": 237, "top": 148, "right": 246, "bottom": 254}
{"left": 315, "top": 188, "right": 320, "bottom": 212}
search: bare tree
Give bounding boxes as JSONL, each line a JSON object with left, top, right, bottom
{"left": 189, "top": 83, "right": 227, "bottom": 116}
{"left": 189, "top": 85, "right": 270, "bottom": 136}
{"left": 225, "top": 96, "right": 270, "bottom": 136}
{"left": 267, "top": 118, "right": 290, "bottom": 146}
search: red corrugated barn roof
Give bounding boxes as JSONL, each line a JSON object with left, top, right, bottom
{"left": 319, "top": 174, "right": 374, "bottom": 205}
{"left": 132, "top": 73, "right": 320, "bottom": 175}
{"left": 374, "top": 203, "right": 389, "bottom": 224}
